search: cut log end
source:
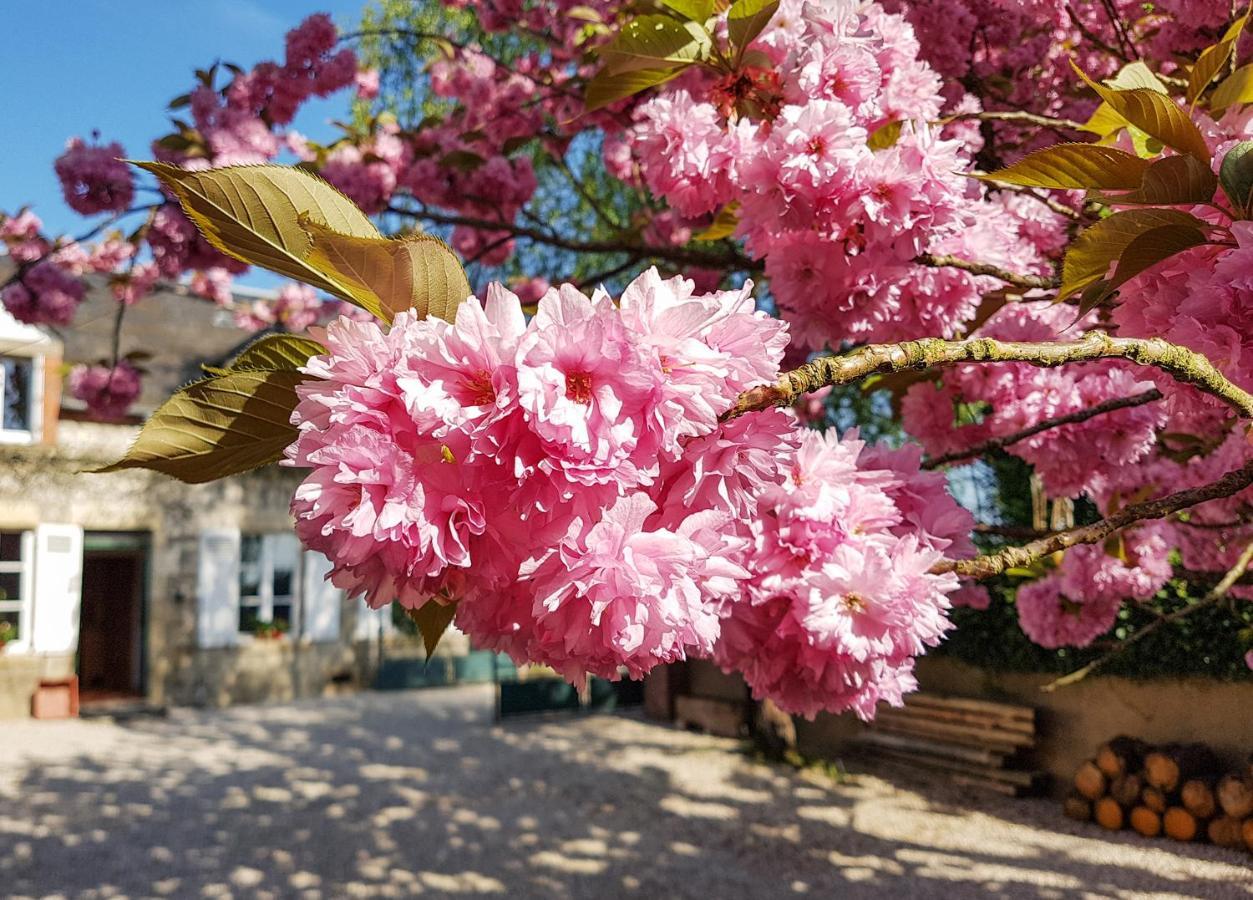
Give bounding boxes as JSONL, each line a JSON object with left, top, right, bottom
{"left": 1094, "top": 796, "right": 1125, "bottom": 831}
{"left": 1217, "top": 774, "right": 1253, "bottom": 819}
{"left": 1207, "top": 815, "right": 1246, "bottom": 850}
{"left": 1129, "top": 806, "right": 1162, "bottom": 838}
{"left": 1180, "top": 778, "right": 1218, "bottom": 820}
{"left": 1162, "top": 807, "right": 1202, "bottom": 842}
{"left": 1074, "top": 760, "right": 1107, "bottom": 801}
{"left": 1141, "top": 786, "right": 1168, "bottom": 814}
{"left": 1110, "top": 773, "right": 1143, "bottom": 808}
{"left": 1096, "top": 736, "right": 1147, "bottom": 779}
{"left": 1063, "top": 793, "right": 1092, "bottom": 823}
{"left": 1145, "top": 744, "right": 1221, "bottom": 793}
{"left": 1242, "top": 817, "right": 1253, "bottom": 854}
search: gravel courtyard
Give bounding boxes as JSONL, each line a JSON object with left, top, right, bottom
{"left": 1, "top": 685, "right": 1249, "bottom": 899}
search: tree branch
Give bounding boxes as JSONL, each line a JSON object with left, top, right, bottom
{"left": 941, "top": 110, "right": 1089, "bottom": 134}
{"left": 938, "top": 460, "right": 1253, "bottom": 578}
{"left": 922, "top": 388, "right": 1163, "bottom": 469}
{"left": 1040, "top": 539, "right": 1253, "bottom": 691}
{"left": 915, "top": 253, "right": 1059, "bottom": 291}
{"left": 726, "top": 332, "right": 1253, "bottom": 422}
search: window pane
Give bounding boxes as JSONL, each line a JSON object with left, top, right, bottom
{"left": 1, "top": 357, "right": 32, "bottom": 432}
{"left": 0, "top": 609, "right": 19, "bottom": 642}
{"left": 0, "top": 571, "right": 19, "bottom": 603}
{"left": 0, "top": 532, "right": 21, "bottom": 562}
{"left": 272, "top": 603, "right": 292, "bottom": 630}
{"left": 239, "top": 602, "right": 263, "bottom": 633}
{"left": 239, "top": 535, "right": 262, "bottom": 597}
{"left": 270, "top": 533, "right": 299, "bottom": 598}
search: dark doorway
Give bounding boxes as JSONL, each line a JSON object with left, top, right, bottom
{"left": 79, "top": 533, "right": 149, "bottom": 703}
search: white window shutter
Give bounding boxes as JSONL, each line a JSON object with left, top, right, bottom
{"left": 31, "top": 524, "right": 83, "bottom": 653}
{"left": 302, "top": 550, "right": 342, "bottom": 642}
{"left": 197, "top": 528, "right": 240, "bottom": 648}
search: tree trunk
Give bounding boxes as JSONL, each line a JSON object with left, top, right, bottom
{"left": 1129, "top": 805, "right": 1162, "bottom": 838}
{"left": 1074, "top": 759, "right": 1107, "bottom": 800}
{"left": 1144, "top": 744, "right": 1220, "bottom": 793}
{"left": 1207, "top": 815, "right": 1246, "bottom": 850}
{"left": 1063, "top": 792, "right": 1092, "bottom": 822}
{"left": 1094, "top": 796, "right": 1125, "bottom": 830}
{"left": 1217, "top": 774, "right": 1253, "bottom": 819}
{"left": 1180, "top": 777, "right": 1218, "bottom": 819}
{"left": 1162, "top": 807, "right": 1203, "bottom": 842}
{"left": 1096, "top": 735, "right": 1148, "bottom": 779}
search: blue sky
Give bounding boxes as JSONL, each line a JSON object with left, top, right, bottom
{"left": 2, "top": 0, "right": 364, "bottom": 286}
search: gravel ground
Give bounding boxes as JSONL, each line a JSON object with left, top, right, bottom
{"left": 0, "top": 685, "right": 1249, "bottom": 899}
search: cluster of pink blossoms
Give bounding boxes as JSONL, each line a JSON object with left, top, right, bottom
{"left": 67, "top": 360, "right": 143, "bottom": 422}
{"left": 53, "top": 137, "right": 135, "bottom": 216}
{"left": 624, "top": 0, "right": 1062, "bottom": 348}
{"left": 287, "top": 270, "right": 972, "bottom": 717}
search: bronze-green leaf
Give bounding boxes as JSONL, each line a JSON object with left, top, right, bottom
{"left": 979, "top": 143, "right": 1152, "bottom": 190}
{"left": 694, "top": 202, "right": 740, "bottom": 241}
{"left": 584, "top": 66, "right": 685, "bottom": 112}
{"left": 1101, "top": 224, "right": 1208, "bottom": 297}
{"left": 599, "top": 14, "right": 712, "bottom": 74}
{"left": 406, "top": 600, "right": 459, "bottom": 658}
{"left": 1187, "top": 13, "right": 1247, "bottom": 104}
{"left": 214, "top": 333, "right": 325, "bottom": 374}
{"left": 135, "top": 162, "right": 382, "bottom": 298}
{"left": 659, "top": 0, "right": 715, "bottom": 20}
{"left": 300, "top": 217, "right": 472, "bottom": 324}
{"left": 727, "top": 0, "right": 779, "bottom": 52}
{"left": 1210, "top": 63, "right": 1253, "bottom": 113}
{"left": 1072, "top": 62, "right": 1211, "bottom": 161}
{"left": 93, "top": 369, "right": 306, "bottom": 483}
{"left": 1059, "top": 208, "right": 1210, "bottom": 300}
{"left": 1096, "top": 154, "right": 1218, "bottom": 206}
{"left": 867, "top": 119, "right": 903, "bottom": 151}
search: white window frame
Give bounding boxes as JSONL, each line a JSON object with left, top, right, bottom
{"left": 0, "top": 355, "right": 42, "bottom": 445}
{"left": 0, "top": 530, "right": 35, "bottom": 653}
{"left": 238, "top": 533, "right": 300, "bottom": 637}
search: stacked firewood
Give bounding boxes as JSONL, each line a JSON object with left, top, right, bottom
{"left": 1065, "top": 736, "right": 1253, "bottom": 853}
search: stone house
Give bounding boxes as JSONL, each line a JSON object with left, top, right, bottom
{"left": 0, "top": 277, "right": 399, "bottom": 718}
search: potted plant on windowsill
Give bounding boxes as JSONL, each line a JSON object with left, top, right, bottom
{"left": 251, "top": 620, "right": 288, "bottom": 641}
{"left": 0, "top": 620, "right": 13, "bottom": 652}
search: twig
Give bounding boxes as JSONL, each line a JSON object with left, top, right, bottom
{"left": 915, "top": 253, "right": 1059, "bottom": 291}
{"left": 1040, "top": 540, "right": 1253, "bottom": 691}
{"left": 940, "top": 460, "right": 1253, "bottom": 579}
{"left": 942, "top": 110, "right": 1089, "bottom": 133}
{"left": 923, "top": 388, "right": 1163, "bottom": 469}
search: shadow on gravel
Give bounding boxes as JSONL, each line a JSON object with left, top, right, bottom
{"left": 1, "top": 685, "right": 1249, "bottom": 899}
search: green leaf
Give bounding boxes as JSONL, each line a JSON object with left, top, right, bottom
{"left": 584, "top": 66, "right": 684, "bottom": 112}
{"left": 979, "top": 143, "right": 1152, "bottom": 190}
{"left": 1210, "top": 63, "right": 1253, "bottom": 113}
{"left": 599, "top": 15, "right": 712, "bottom": 75}
{"left": 1099, "top": 224, "right": 1208, "bottom": 299}
{"left": 1072, "top": 62, "right": 1211, "bottom": 161}
{"left": 299, "top": 216, "right": 472, "bottom": 324}
{"left": 208, "top": 334, "right": 325, "bottom": 376}
{"left": 1095, "top": 153, "right": 1218, "bottom": 205}
{"left": 727, "top": 0, "right": 779, "bottom": 52}
{"left": 406, "top": 600, "right": 459, "bottom": 658}
{"left": 135, "top": 162, "right": 382, "bottom": 300}
{"left": 694, "top": 202, "right": 740, "bottom": 241}
{"left": 1220, "top": 139, "right": 1253, "bottom": 212}
{"left": 867, "top": 120, "right": 903, "bottom": 151}
{"left": 1187, "top": 14, "right": 1248, "bottom": 104}
{"left": 660, "top": 0, "right": 715, "bottom": 20}
{"left": 1105, "top": 61, "right": 1169, "bottom": 94}
{"left": 93, "top": 369, "right": 306, "bottom": 484}
{"left": 1059, "top": 208, "right": 1210, "bottom": 300}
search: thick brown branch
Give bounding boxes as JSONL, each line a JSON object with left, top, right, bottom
{"left": 938, "top": 460, "right": 1253, "bottom": 578}
{"left": 923, "top": 388, "right": 1163, "bottom": 469}
{"left": 915, "top": 253, "right": 1059, "bottom": 290}
{"left": 726, "top": 332, "right": 1253, "bottom": 423}
{"left": 1040, "top": 540, "right": 1253, "bottom": 691}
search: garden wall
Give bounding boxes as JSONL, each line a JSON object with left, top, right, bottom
{"left": 673, "top": 658, "right": 1253, "bottom": 794}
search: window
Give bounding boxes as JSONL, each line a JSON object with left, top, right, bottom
{"left": 0, "top": 356, "right": 36, "bottom": 440}
{"left": 238, "top": 533, "right": 299, "bottom": 635}
{"left": 0, "top": 530, "right": 32, "bottom": 649}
